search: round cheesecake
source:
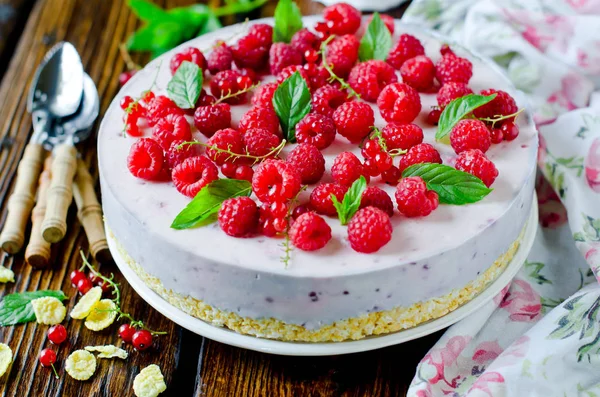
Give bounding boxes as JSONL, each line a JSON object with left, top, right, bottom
{"left": 98, "top": 17, "right": 537, "bottom": 342}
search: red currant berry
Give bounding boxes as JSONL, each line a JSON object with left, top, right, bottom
{"left": 490, "top": 128, "right": 504, "bottom": 144}
{"left": 88, "top": 273, "right": 102, "bottom": 285}
{"left": 374, "top": 152, "right": 393, "bottom": 173}
{"left": 70, "top": 270, "right": 86, "bottom": 286}
{"left": 48, "top": 324, "right": 67, "bottom": 345}
{"left": 361, "top": 140, "right": 383, "bottom": 159}
{"left": 363, "top": 159, "right": 381, "bottom": 177}
{"left": 381, "top": 166, "right": 402, "bottom": 185}
{"left": 234, "top": 165, "right": 254, "bottom": 182}
{"left": 237, "top": 75, "right": 253, "bottom": 90}
{"left": 39, "top": 348, "right": 56, "bottom": 367}
{"left": 132, "top": 330, "right": 153, "bottom": 351}
{"left": 76, "top": 278, "right": 93, "bottom": 295}
{"left": 270, "top": 202, "right": 288, "bottom": 218}
{"left": 221, "top": 162, "right": 237, "bottom": 178}
{"left": 501, "top": 122, "right": 519, "bottom": 141}
{"left": 427, "top": 109, "right": 442, "bottom": 125}
{"left": 119, "top": 96, "right": 134, "bottom": 110}
{"left": 98, "top": 280, "right": 111, "bottom": 294}
{"left": 119, "top": 70, "right": 136, "bottom": 86}
{"left": 291, "top": 205, "right": 310, "bottom": 220}
{"left": 119, "top": 324, "right": 136, "bottom": 343}
{"left": 272, "top": 217, "right": 288, "bottom": 233}
{"left": 304, "top": 49, "right": 319, "bottom": 63}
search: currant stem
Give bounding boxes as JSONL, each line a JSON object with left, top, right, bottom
{"left": 214, "top": 82, "right": 261, "bottom": 105}
{"left": 318, "top": 36, "right": 361, "bottom": 100}
{"left": 181, "top": 139, "right": 286, "bottom": 165}
{"left": 50, "top": 363, "right": 59, "bottom": 380}
{"left": 478, "top": 108, "right": 524, "bottom": 127}
{"left": 279, "top": 186, "right": 307, "bottom": 268}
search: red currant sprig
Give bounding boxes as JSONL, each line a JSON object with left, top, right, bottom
{"left": 180, "top": 139, "right": 286, "bottom": 166}
{"left": 317, "top": 35, "right": 361, "bottom": 100}
{"left": 213, "top": 81, "right": 261, "bottom": 105}
{"left": 39, "top": 349, "right": 59, "bottom": 379}
{"left": 361, "top": 127, "right": 406, "bottom": 177}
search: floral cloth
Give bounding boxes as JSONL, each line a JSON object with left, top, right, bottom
{"left": 401, "top": 0, "right": 600, "bottom": 395}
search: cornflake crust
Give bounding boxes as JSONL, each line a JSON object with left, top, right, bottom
{"left": 30, "top": 297, "right": 66, "bottom": 325}
{"left": 133, "top": 364, "right": 167, "bottom": 397}
{"left": 109, "top": 224, "right": 524, "bottom": 343}
{"left": 70, "top": 287, "right": 103, "bottom": 319}
{"left": 0, "top": 343, "right": 12, "bottom": 377}
{"left": 85, "top": 345, "right": 128, "bottom": 360}
{"left": 84, "top": 299, "right": 118, "bottom": 331}
{"left": 0, "top": 266, "right": 14, "bottom": 283}
{"left": 65, "top": 350, "right": 97, "bottom": 381}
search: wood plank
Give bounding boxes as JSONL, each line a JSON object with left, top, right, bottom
{"left": 0, "top": 0, "right": 37, "bottom": 78}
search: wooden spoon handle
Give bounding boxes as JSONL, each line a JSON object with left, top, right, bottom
{"left": 73, "top": 159, "right": 109, "bottom": 262}
{"left": 42, "top": 143, "right": 77, "bottom": 243}
{"left": 25, "top": 156, "right": 53, "bottom": 268}
{"left": 0, "top": 142, "right": 45, "bottom": 253}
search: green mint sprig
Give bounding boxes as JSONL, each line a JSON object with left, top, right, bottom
{"left": 402, "top": 163, "right": 492, "bottom": 205}
{"left": 435, "top": 94, "right": 497, "bottom": 142}
{"left": 273, "top": 0, "right": 303, "bottom": 43}
{"left": 272, "top": 71, "right": 311, "bottom": 143}
{"left": 359, "top": 13, "right": 392, "bottom": 62}
{"left": 0, "top": 290, "right": 67, "bottom": 326}
{"left": 167, "top": 61, "right": 203, "bottom": 109}
{"left": 331, "top": 176, "right": 368, "bottom": 225}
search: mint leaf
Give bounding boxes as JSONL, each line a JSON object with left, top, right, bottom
{"left": 359, "top": 13, "right": 393, "bottom": 61}
{"left": 171, "top": 179, "right": 252, "bottom": 230}
{"left": 436, "top": 94, "right": 497, "bottom": 142}
{"left": 0, "top": 290, "right": 67, "bottom": 326}
{"left": 128, "top": 0, "right": 168, "bottom": 22}
{"left": 272, "top": 71, "right": 311, "bottom": 142}
{"left": 273, "top": 0, "right": 303, "bottom": 43}
{"left": 167, "top": 61, "right": 203, "bottom": 109}
{"left": 331, "top": 176, "right": 367, "bottom": 225}
{"left": 402, "top": 163, "right": 492, "bottom": 205}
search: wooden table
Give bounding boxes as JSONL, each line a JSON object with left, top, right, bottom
{"left": 0, "top": 1, "right": 442, "bottom": 395}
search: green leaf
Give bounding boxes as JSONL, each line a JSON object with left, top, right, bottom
{"left": 167, "top": 61, "right": 203, "bottom": 109}
{"left": 0, "top": 290, "right": 67, "bottom": 326}
{"left": 402, "top": 163, "right": 492, "bottom": 205}
{"left": 331, "top": 176, "right": 367, "bottom": 225}
{"left": 198, "top": 13, "right": 223, "bottom": 36}
{"left": 359, "top": 13, "right": 393, "bottom": 61}
{"left": 128, "top": 0, "right": 167, "bottom": 22}
{"left": 436, "top": 94, "right": 497, "bottom": 142}
{"left": 273, "top": 0, "right": 303, "bottom": 43}
{"left": 272, "top": 71, "right": 311, "bottom": 142}
{"left": 171, "top": 179, "right": 252, "bottom": 230}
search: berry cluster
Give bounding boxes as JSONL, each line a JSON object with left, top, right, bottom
{"left": 120, "top": 6, "right": 521, "bottom": 257}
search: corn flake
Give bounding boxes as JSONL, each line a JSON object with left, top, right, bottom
{"left": 0, "top": 343, "right": 12, "bottom": 377}
{"left": 70, "top": 286, "right": 102, "bottom": 319}
{"left": 65, "top": 350, "right": 97, "bottom": 381}
{"left": 133, "top": 364, "right": 167, "bottom": 397}
{"left": 31, "top": 297, "right": 66, "bottom": 325}
{"left": 84, "top": 345, "right": 127, "bottom": 360}
{"left": 0, "top": 266, "right": 14, "bottom": 283}
{"left": 84, "top": 299, "right": 117, "bottom": 331}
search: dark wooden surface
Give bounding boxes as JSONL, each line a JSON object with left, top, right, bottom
{"left": 0, "top": 1, "right": 440, "bottom": 396}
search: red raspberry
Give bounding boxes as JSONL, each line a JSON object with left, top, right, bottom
{"left": 381, "top": 122, "right": 424, "bottom": 151}
{"left": 450, "top": 119, "right": 491, "bottom": 154}
{"left": 377, "top": 82, "right": 421, "bottom": 123}
{"left": 231, "top": 35, "right": 269, "bottom": 70}
{"left": 252, "top": 159, "right": 302, "bottom": 203}
{"left": 360, "top": 186, "right": 394, "bottom": 217}
{"left": 326, "top": 35, "right": 360, "bottom": 78}
{"left": 194, "top": 103, "right": 231, "bottom": 138}
{"left": 395, "top": 176, "right": 439, "bottom": 217}
{"left": 238, "top": 106, "right": 281, "bottom": 137}
{"left": 289, "top": 212, "right": 332, "bottom": 251}
{"left": 251, "top": 82, "right": 279, "bottom": 109}
{"left": 473, "top": 89, "right": 518, "bottom": 120}
{"left": 207, "top": 42, "right": 233, "bottom": 74}
{"left": 127, "top": 138, "right": 164, "bottom": 181}
{"left": 218, "top": 196, "right": 259, "bottom": 237}
{"left": 347, "top": 207, "right": 392, "bottom": 253}
{"left": 269, "top": 43, "right": 302, "bottom": 75}
{"left": 286, "top": 143, "right": 325, "bottom": 185}
{"left": 323, "top": 3, "right": 361, "bottom": 35}
{"left": 333, "top": 102, "right": 374, "bottom": 143}
{"left": 277, "top": 65, "right": 310, "bottom": 86}
{"left": 152, "top": 113, "right": 192, "bottom": 150}
{"left": 331, "top": 152, "right": 370, "bottom": 186}
{"left": 309, "top": 183, "right": 347, "bottom": 216}
{"left": 387, "top": 34, "right": 425, "bottom": 69}
{"left": 437, "top": 82, "right": 473, "bottom": 108}
{"left": 312, "top": 85, "right": 347, "bottom": 118}
{"left": 243, "top": 128, "right": 281, "bottom": 157}
{"left": 348, "top": 60, "right": 398, "bottom": 102}
{"left": 210, "top": 70, "right": 246, "bottom": 105}
{"left": 170, "top": 47, "right": 207, "bottom": 75}
{"left": 145, "top": 95, "right": 184, "bottom": 127}
{"left": 291, "top": 28, "right": 320, "bottom": 55}
{"left": 166, "top": 140, "right": 199, "bottom": 170}
{"left": 455, "top": 149, "right": 498, "bottom": 187}
{"left": 205, "top": 128, "right": 245, "bottom": 165}
{"left": 248, "top": 24, "right": 273, "bottom": 47}
{"left": 398, "top": 143, "right": 442, "bottom": 173}
{"left": 400, "top": 55, "right": 435, "bottom": 92}
{"left": 366, "top": 13, "right": 395, "bottom": 34}
{"left": 295, "top": 113, "right": 336, "bottom": 150}
{"left": 435, "top": 54, "right": 473, "bottom": 85}
{"left": 172, "top": 156, "right": 219, "bottom": 198}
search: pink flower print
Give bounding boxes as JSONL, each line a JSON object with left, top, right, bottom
{"left": 472, "top": 341, "right": 503, "bottom": 365}
{"left": 467, "top": 372, "right": 505, "bottom": 397}
{"left": 414, "top": 384, "right": 433, "bottom": 397}
{"left": 547, "top": 73, "right": 592, "bottom": 112}
{"left": 539, "top": 199, "right": 568, "bottom": 228}
{"left": 577, "top": 45, "right": 600, "bottom": 75}
{"left": 419, "top": 335, "right": 471, "bottom": 385}
{"left": 537, "top": 134, "right": 548, "bottom": 165}
{"left": 584, "top": 243, "right": 600, "bottom": 282}
{"left": 521, "top": 25, "right": 554, "bottom": 51}
{"left": 489, "top": 335, "right": 530, "bottom": 369}
{"left": 566, "top": 0, "right": 600, "bottom": 13}
{"left": 585, "top": 137, "right": 600, "bottom": 192}
{"left": 498, "top": 279, "right": 542, "bottom": 322}
{"left": 493, "top": 285, "right": 510, "bottom": 306}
